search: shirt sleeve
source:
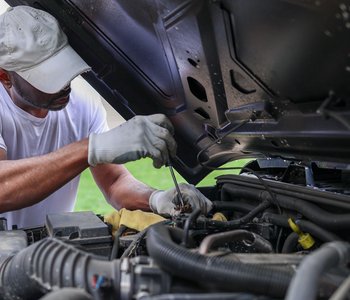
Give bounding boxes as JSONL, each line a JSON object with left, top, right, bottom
{"left": 0, "top": 134, "right": 7, "bottom": 152}
{"left": 0, "top": 104, "right": 7, "bottom": 152}
{"left": 88, "top": 95, "right": 110, "bottom": 134}
{"left": 71, "top": 76, "right": 110, "bottom": 135}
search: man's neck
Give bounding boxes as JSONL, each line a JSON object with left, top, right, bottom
{"left": 5, "top": 86, "right": 49, "bottom": 118}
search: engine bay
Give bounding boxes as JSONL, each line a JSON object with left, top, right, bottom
{"left": 1, "top": 165, "right": 350, "bottom": 300}
{"left": 0, "top": 0, "right": 349, "bottom": 299}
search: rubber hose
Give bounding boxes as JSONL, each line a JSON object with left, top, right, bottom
{"left": 0, "top": 238, "right": 119, "bottom": 300}
{"left": 285, "top": 241, "right": 350, "bottom": 300}
{"left": 139, "top": 293, "right": 271, "bottom": 300}
{"left": 217, "top": 176, "right": 350, "bottom": 210}
{"left": 281, "top": 232, "right": 299, "bottom": 253}
{"left": 182, "top": 208, "right": 202, "bottom": 247}
{"left": 262, "top": 213, "right": 288, "bottom": 227}
{"left": 264, "top": 213, "right": 341, "bottom": 242}
{"left": 222, "top": 184, "right": 350, "bottom": 229}
{"left": 329, "top": 275, "right": 350, "bottom": 300}
{"left": 231, "top": 200, "right": 271, "bottom": 225}
{"left": 296, "top": 219, "right": 340, "bottom": 242}
{"left": 208, "top": 200, "right": 271, "bottom": 229}
{"left": 39, "top": 288, "right": 93, "bottom": 300}
{"left": 212, "top": 201, "right": 254, "bottom": 213}
{"left": 146, "top": 224, "right": 292, "bottom": 298}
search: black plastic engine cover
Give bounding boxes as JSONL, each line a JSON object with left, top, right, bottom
{"left": 46, "top": 211, "right": 112, "bottom": 256}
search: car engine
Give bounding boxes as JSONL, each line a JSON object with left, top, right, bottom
{"left": 1, "top": 163, "right": 350, "bottom": 300}
{"left": 1, "top": 0, "right": 350, "bottom": 299}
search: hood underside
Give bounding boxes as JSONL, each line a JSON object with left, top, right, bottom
{"left": 6, "top": 0, "right": 350, "bottom": 183}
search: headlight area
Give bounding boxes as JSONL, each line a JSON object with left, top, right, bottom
{"left": 1, "top": 174, "right": 350, "bottom": 300}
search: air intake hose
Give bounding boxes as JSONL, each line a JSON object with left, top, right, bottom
{"left": 285, "top": 241, "right": 350, "bottom": 300}
{"left": 146, "top": 224, "right": 292, "bottom": 298}
{"left": 0, "top": 238, "right": 120, "bottom": 300}
{"left": 39, "top": 288, "right": 93, "bottom": 300}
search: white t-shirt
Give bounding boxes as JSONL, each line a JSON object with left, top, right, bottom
{"left": 0, "top": 79, "right": 109, "bottom": 228}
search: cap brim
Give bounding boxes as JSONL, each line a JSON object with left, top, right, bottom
{"left": 17, "top": 45, "right": 91, "bottom": 94}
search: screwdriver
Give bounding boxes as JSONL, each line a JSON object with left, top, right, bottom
{"left": 167, "top": 160, "right": 185, "bottom": 210}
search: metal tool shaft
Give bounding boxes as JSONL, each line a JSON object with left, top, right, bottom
{"left": 168, "top": 161, "right": 185, "bottom": 208}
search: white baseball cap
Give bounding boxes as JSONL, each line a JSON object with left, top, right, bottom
{"left": 0, "top": 6, "right": 91, "bottom": 93}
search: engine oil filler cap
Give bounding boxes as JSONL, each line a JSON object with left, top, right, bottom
{"left": 288, "top": 218, "right": 315, "bottom": 250}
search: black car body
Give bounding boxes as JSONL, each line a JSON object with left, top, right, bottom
{"left": 1, "top": 1, "right": 350, "bottom": 299}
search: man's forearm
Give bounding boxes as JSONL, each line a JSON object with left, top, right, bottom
{"left": 91, "top": 163, "right": 154, "bottom": 211}
{"left": 108, "top": 173, "right": 154, "bottom": 211}
{"left": 0, "top": 139, "right": 89, "bottom": 212}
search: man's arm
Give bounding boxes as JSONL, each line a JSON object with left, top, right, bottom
{"left": 91, "top": 163, "right": 213, "bottom": 216}
{"left": 0, "top": 114, "right": 212, "bottom": 216}
{"left": 90, "top": 164, "right": 154, "bottom": 211}
{"left": 0, "top": 139, "right": 90, "bottom": 212}
{"left": 0, "top": 114, "right": 175, "bottom": 213}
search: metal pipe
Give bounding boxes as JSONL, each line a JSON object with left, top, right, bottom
{"left": 199, "top": 230, "right": 273, "bottom": 255}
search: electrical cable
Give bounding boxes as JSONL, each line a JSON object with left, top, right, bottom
{"left": 109, "top": 225, "right": 127, "bottom": 260}
{"left": 120, "top": 227, "right": 149, "bottom": 259}
{"left": 120, "top": 220, "right": 171, "bottom": 259}
{"left": 182, "top": 208, "right": 202, "bottom": 248}
{"left": 275, "top": 227, "right": 284, "bottom": 253}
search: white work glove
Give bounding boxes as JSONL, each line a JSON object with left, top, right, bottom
{"left": 149, "top": 183, "right": 213, "bottom": 217}
{"left": 88, "top": 114, "right": 177, "bottom": 168}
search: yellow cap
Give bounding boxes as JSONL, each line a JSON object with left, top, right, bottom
{"left": 211, "top": 212, "right": 227, "bottom": 222}
{"left": 288, "top": 218, "right": 315, "bottom": 250}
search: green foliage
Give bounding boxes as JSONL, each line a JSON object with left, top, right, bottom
{"left": 74, "top": 170, "right": 112, "bottom": 214}
{"left": 74, "top": 158, "right": 250, "bottom": 215}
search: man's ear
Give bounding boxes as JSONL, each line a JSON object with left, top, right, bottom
{"left": 0, "top": 68, "right": 12, "bottom": 88}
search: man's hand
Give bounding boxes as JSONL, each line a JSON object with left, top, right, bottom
{"left": 149, "top": 183, "right": 213, "bottom": 217}
{"left": 88, "top": 114, "right": 177, "bottom": 168}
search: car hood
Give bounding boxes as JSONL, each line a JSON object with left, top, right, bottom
{"left": 6, "top": 0, "right": 350, "bottom": 183}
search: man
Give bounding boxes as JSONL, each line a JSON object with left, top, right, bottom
{"left": 0, "top": 6, "right": 212, "bottom": 228}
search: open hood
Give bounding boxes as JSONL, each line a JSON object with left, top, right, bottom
{"left": 6, "top": 0, "right": 350, "bottom": 183}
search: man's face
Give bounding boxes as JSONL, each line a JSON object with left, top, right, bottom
{"left": 9, "top": 71, "right": 71, "bottom": 111}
